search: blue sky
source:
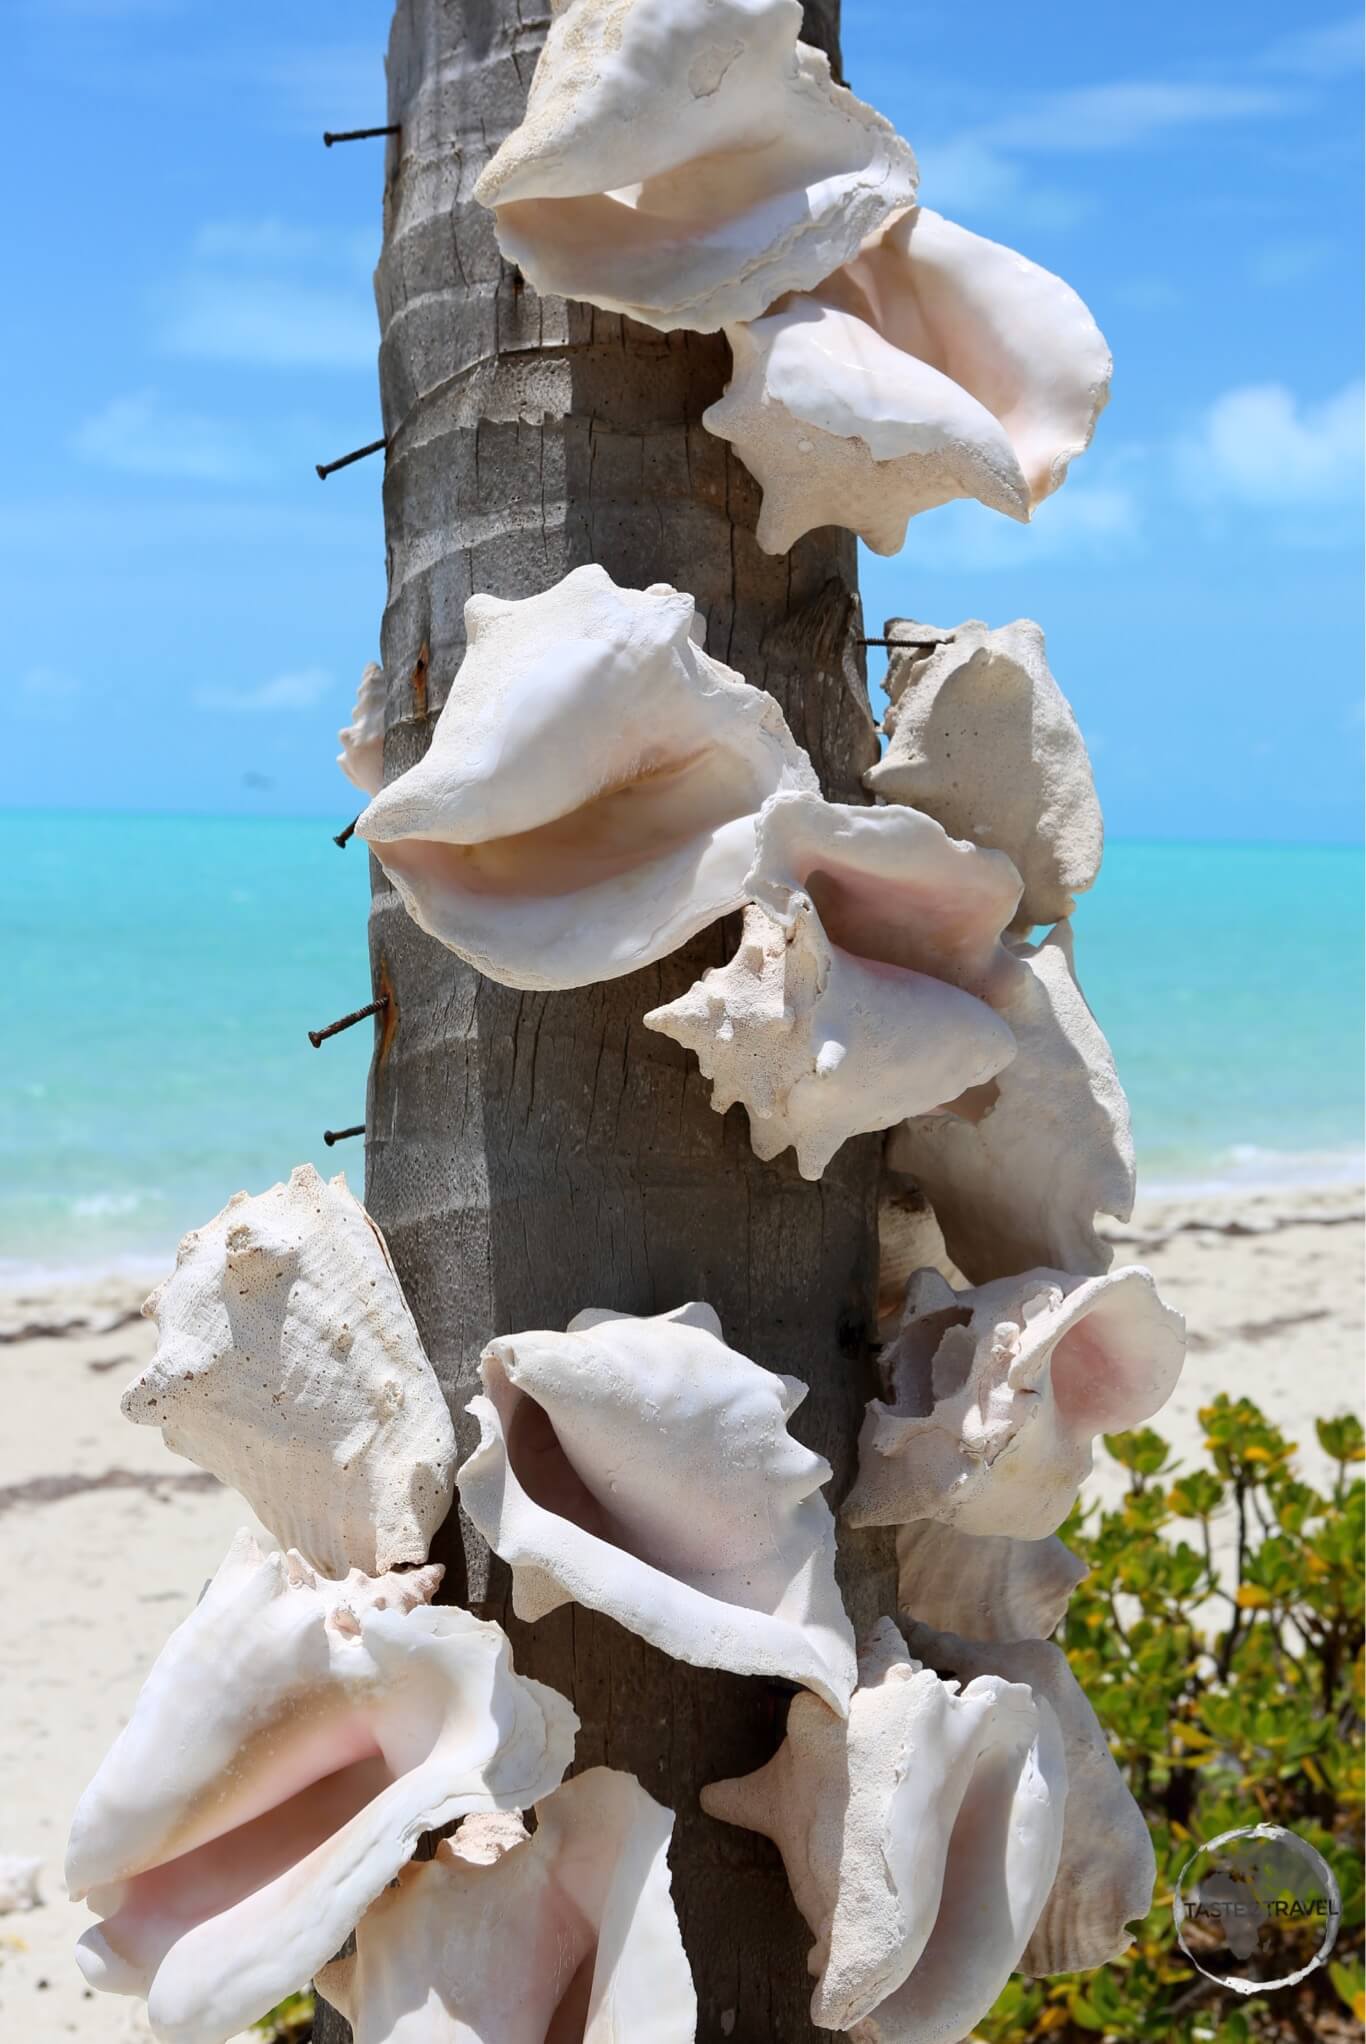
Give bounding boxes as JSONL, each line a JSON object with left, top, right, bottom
{"left": 3, "top": 0, "right": 1362, "bottom": 840}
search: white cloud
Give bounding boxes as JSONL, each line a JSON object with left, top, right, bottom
{"left": 883, "top": 477, "right": 1141, "bottom": 575}
{"left": 1257, "top": 17, "right": 1363, "bottom": 80}
{"left": 158, "top": 218, "right": 378, "bottom": 371}
{"left": 976, "top": 81, "right": 1297, "bottom": 153}
{"left": 1178, "top": 380, "right": 1364, "bottom": 508}
{"left": 71, "top": 390, "right": 267, "bottom": 482}
{"left": 163, "top": 278, "right": 377, "bottom": 370}
{"left": 191, "top": 218, "right": 375, "bottom": 274}
{"left": 6, "top": 665, "right": 83, "bottom": 722}
{"left": 917, "top": 74, "right": 1300, "bottom": 229}
{"left": 195, "top": 668, "right": 335, "bottom": 713}
{"left": 914, "top": 138, "right": 1091, "bottom": 231}
{"left": 1249, "top": 235, "right": 1338, "bottom": 288}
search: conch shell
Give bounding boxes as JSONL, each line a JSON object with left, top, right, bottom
{"left": 356, "top": 566, "right": 815, "bottom": 990}
{"left": 702, "top": 1618, "right": 1066, "bottom": 2043}
{"left": 897, "top": 1521, "right": 1087, "bottom": 1643}
{"left": 316, "top": 1769, "right": 696, "bottom": 2041}
{"left": 338, "top": 661, "right": 385, "bottom": 796}
{"left": 890, "top": 921, "right": 1135, "bottom": 1280}
{"left": 646, "top": 793, "right": 1022, "bottom": 1177}
{"left": 473, "top": 0, "right": 917, "bottom": 332}
{"left": 703, "top": 206, "right": 1111, "bottom": 555}
{"left": 66, "top": 1534, "right": 577, "bottom": 2044}
{"left": 123, "top": 1165, "right": 456, "bottom": 1580}
{"left": 845, "top": 1264, "right": 1186, "bottom": 1538}
{"left": 906, "top": 1623, "right": 1156, "bottom": 1976}
{"left": 866, "top": 618, "right": 1103, "bottom": 932}
{"left": 458, "top": 1301, "right": 857, "bottom": 1712}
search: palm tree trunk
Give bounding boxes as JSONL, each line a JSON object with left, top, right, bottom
{"left": 316, "top": 3, "right": 893, "bottom": 2036}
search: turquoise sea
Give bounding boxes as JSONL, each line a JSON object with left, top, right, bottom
{"left": 2, "top": 813, "right": 1362, "bottom": 1280}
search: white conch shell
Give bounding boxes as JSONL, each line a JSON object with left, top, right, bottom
{"left": 644, "top": 895, "right": 1016, "bottom": 1180}
{"left": 701, "top": 1618, "right": 1066, "bottom": 2043}
{"left": 749, "top": 791, "right": 1025, "bottom": 1004}
{"left": 645, "top": 793, "right": 1021, "bottom": 1177}
{"left": 866, "top": 618, "right": 1103, "bottom": 932}
{"left": 356, "top": 566, "right": 816, "bottom": 990}
{"left": 458, "top": 1301, "right": 857, "bottom": 1712}
{"left": 338, "top": 662, "right": 386, "bottom": 796}
{"left": 66, "top": 1534, "right": 577, "bottom": 2044}
{"left": 845, "top": 1263, "right": 1186, "bottom": 1537}
{"left": 905, "top": 1623, "right": 1156, "bottom": 1976}
{"left": 898, "top": 1522, "right": 1087, "bottom": 1643}
{"left": 473, "top": 0, "right": 917, "bottom": 333}
{"left": 123, "top": 1165, "right": 456, "bottom": 1581}
{"left": 890, "top": 922, "right": 1135, "bottom": 1280}
{"left": 316, "top": 1769, "right": 696, "bottom": 2041}
{"left": 704, "top": 206, "right": 1111, "bottom": 556}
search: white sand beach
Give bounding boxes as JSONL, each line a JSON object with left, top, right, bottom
{"left": 2, "top": 1185, "right": 1361, "bottom": 2042}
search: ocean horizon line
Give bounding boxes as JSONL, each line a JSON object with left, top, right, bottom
{"left": 3, "top": 803, "right": 1364, "bottom": 854}
{"left": 4, "top": 1143, "right": 1360, "bottom": 1295}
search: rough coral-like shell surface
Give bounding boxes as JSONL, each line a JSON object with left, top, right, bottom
{"left": 702, "top": 1618, "right": 1066, "bottom": 2044}
{"left": 890, "top": 922, "right": 1136, "bottom": 1280}
{"left": 867, "top": 618, "right": 1103, "bottom": 931}
{"left": 704, "top": 205, "right": 1111, "bottom": 556}
{"left": 123, "top": 1165, "right": 456, "bottom": 1580}
{"left": 897, "top": 1521, "right": 1087, "bottom": 1643}
{"left": 473, "top": 0, "right": 917, "bottom": 332}
{"left": 338, "top": 661, "right": 386, "bottom": 796}
{"left": 65, "top": 1534, "right": 577, "bottom": 2044}
{"left": 845, "top": 1263, "right": 1186, "bottom": 1537}
{"left": 317, "top": 1769, "right": 696, "bottom": 2042}
{"left": 644, "top": 896, "right": 1015, "bottom": 1180}
{"left": 356, "top": 566, "right": 816, "bottom": 990}
{"left": 458, "top": 1301, "right": 857, "bottom": 1712}
{"left": 906, "top": 1623, "right": 1157, "bottom": 1977}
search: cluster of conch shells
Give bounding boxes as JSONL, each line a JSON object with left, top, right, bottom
{"left": 891, "top": 922, "right": 1137, "bottom": 1281}
{"left": 904, "top": 1623, "right": 1157, "bottom": 1978}
{"left": 357, "top": 565, "right": 816, "bottom": 991}
{"left": 647, "top": 791, "right": 1022, "bottom": 1177}
{"left": 123, "top": 1165, "right": 457, "bottom": 1580}
{"left": 459, "top": 1301, "right": 857, "bottom": 1710}
{"left": 66, "top": 1533, "right": 577, "bottom": 2044}
{"left": 338, "top": 661, "right": 386, "bottom": 797}
{"left": 81, "top": 1, "right": 1172, "bottom": 2028}
{"left": 704, "top": 207, "right": 1112, "bottom": 556}
{"left": 317, "top": 1770, "right": 696, "bottom": 2042}
{"left": 867, "top": 618, "right": 1103, "bottom": 932}
{"left": 473, "top": 0, "right": 918, "bottom": 333}
{"left": 846, "top": 1263, "right": 1186, "bottom": 1538}
{"left": 703, "top": 1618, "right": 1068, "bottom": 2043}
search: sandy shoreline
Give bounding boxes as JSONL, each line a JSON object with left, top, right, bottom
{"left": 2, "top": 1185, "right": 1361, "bottom": 2041}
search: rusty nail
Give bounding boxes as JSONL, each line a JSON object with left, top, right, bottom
{"left": 323, "top": 125, "right": 400, "bottom": 147}
{"left": 323, "top": 1125, "right": 366, "bottom": 1147}
{"left": 309, "top": 996, "right": 390, "bottom": 1050}
{"left": 334, "top": 815, "right": 360, "bottom": 849}
{"left": 316, "top": 438, "right": 387, "bottom": 481}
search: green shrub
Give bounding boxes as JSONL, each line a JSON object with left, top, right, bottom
{"left": 980, "top": 1400, "right": 1365, "bottom": 2043}
{"left": 252, "top": 1989, "right": 315, "bottom": 2042}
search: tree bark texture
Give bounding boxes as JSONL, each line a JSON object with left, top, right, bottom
{"left": 316, "top": 3, "right": 894, "bottom": 2038}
